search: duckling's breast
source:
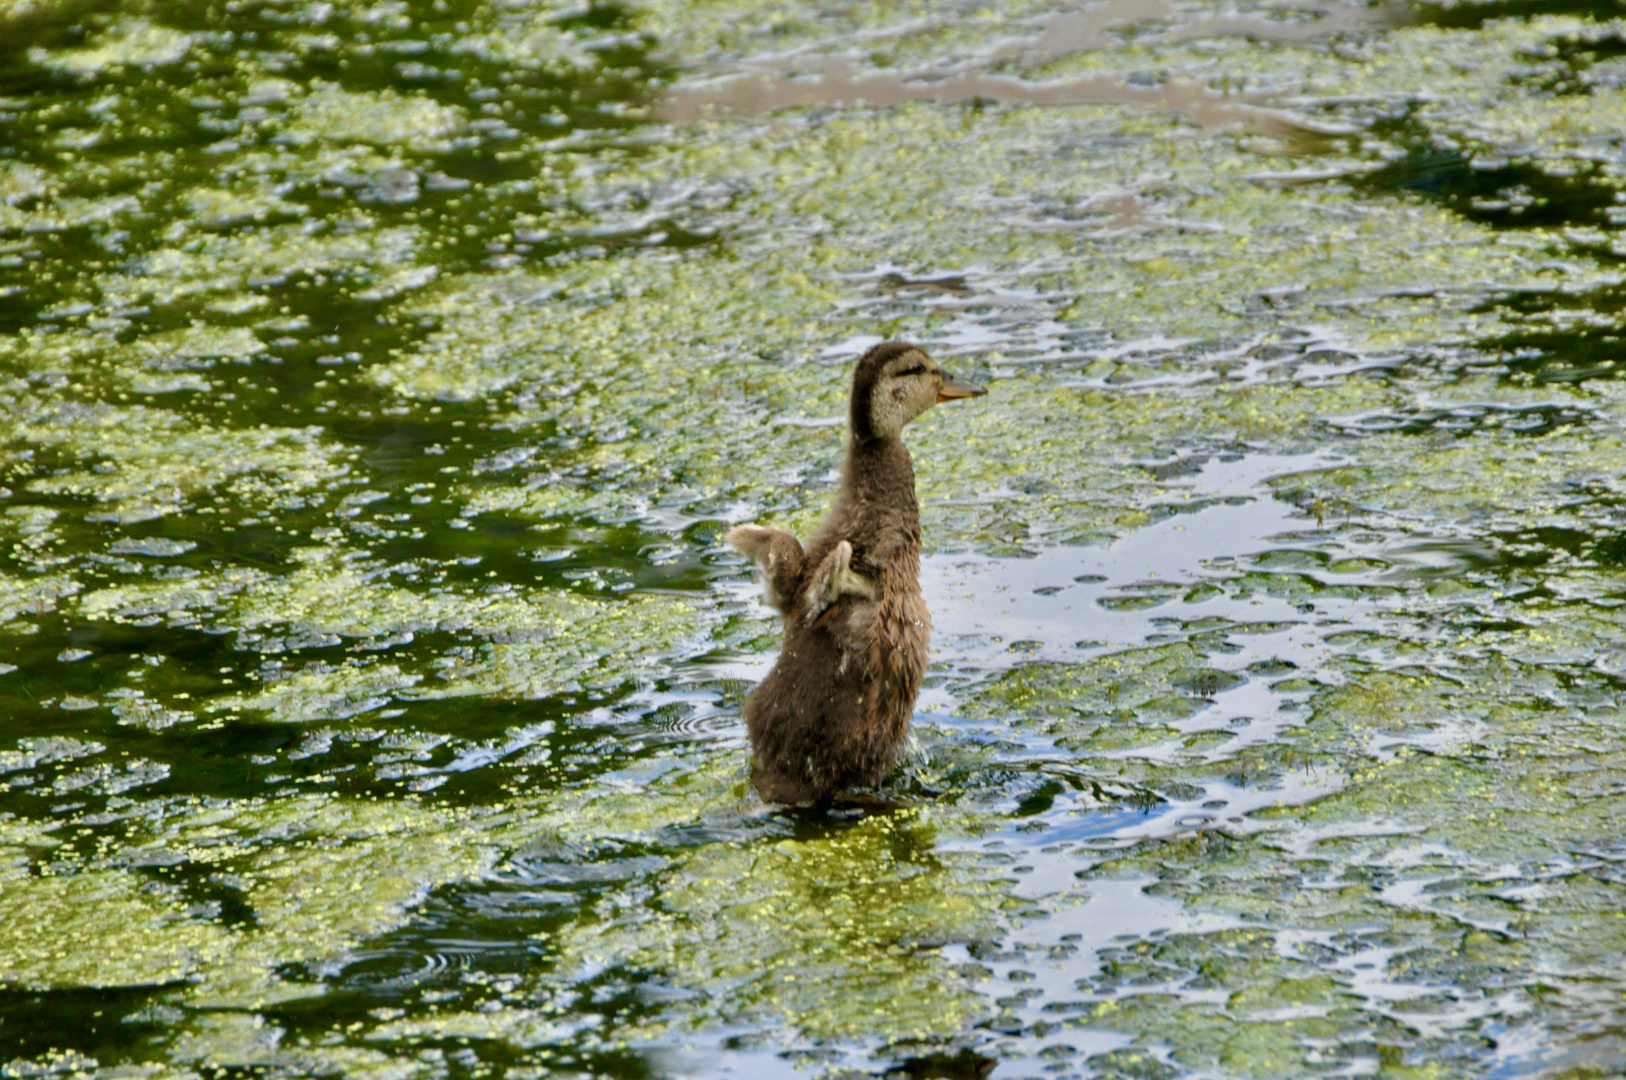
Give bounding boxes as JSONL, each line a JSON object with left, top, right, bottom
{"left": 863, "top": 542, "right": 930, "bottom": 731}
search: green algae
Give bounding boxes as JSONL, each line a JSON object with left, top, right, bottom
{"left": 544, "top": 807, "right": 1003, "bottom": 1044}
{"left": 2, "top": 0, "right": 1626, "bottom": 1076}
{"left": 29, "top": 18, "right": 195, "bottom": 77}
{"left": 21, "top": 415, "right": 348, "bottom": 525}
{"left": 284, "top": 85, "right": 467, "bottom": 150}
{"left": 167, "top": 1011, "right": 426, "bottom": 1078}
{"left": 0, "top": 571, "right": 77, "bottom": 629}
{"left": 76, "top": 540, "right": 702, "bottom": 721}
{"left": 971, "top": 642, "right": 1214, "bottom": 739}
{"left": 0, "top": 868, "right": 235, "bottom": 989}
{"left": 354, "top": 89, "right": 1605, "bottom": 553}
{"left": 0, "top": 791, "right": 518, "bottom": 1012}
{"left": 366, "top": 1006, "right": 572, "bottom": 1049}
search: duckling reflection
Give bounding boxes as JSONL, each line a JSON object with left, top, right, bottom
{"left": 726, "top": 341, "right": 986, "bottom": 804}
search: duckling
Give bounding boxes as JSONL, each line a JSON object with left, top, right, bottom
{"left": 725, "top": 341, "right": 986, "bottom": 804}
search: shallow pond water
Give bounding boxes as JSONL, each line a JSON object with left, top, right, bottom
{"left": 2, "top": 0, "right": 1626, "bottom": 1076}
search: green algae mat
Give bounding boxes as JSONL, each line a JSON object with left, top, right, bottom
{"left": 3, "top": 0, "right": 1626, "bottom": 1075}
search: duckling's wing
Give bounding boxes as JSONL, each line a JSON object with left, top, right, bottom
{"left": 801, "top": 540, "right": 879, "bottom": 623}
{"left": 725, "top": 525, "right": 805, "bottom": 615}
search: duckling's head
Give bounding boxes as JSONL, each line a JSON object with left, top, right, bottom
{"left": 850, "top": 341, "right": 985, "bottom": 441}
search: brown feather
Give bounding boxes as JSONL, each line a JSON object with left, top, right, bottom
{"left": 740, "top": 342, "right": 947, "bottom": 804}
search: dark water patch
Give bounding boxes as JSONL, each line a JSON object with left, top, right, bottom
{"left": 333, "top": 500, "right": 725, "bottom": 595}
{"left": 264, "top": 966, "right": 669, "bottom": 1080}
{"left": 350, "top": 692, "right": 625, "bottom": 795}
{"left": 1473, "top": 284, "right": 1626, "bottom": 384}
{"left": 1143, "top": 454, "right": 1213, "bottom": 483}
{"left": 1453, "top": 272, "right": 1626, "bottom": 383}
{"left": 349, "top": 853, "right": 668, "bottom": 982}
{"left": 1410, "top": 0, "right": 1626, "bottom": 29}
{"left": 1514, "top": 31, "right": 1626, "bottom": 96}
{"left": 0, "top": 616, "right": 640, "bottom": 811}
{"left": 0, "top": 984, "right": 179, "bottom": 1060}
{"left": 1012, "top": 777, "right": 1068, "bottom": 819}
{"left": 153, "top": 715, "right": 385, "bottom": 799}
{"left": 1477, "top": 518, "right": 1626, "bottom": 577}
{"left": 1588, "top": 531, "right": 1626, "bottom": 568}
{"left": 285, "top": 950, "right": 671, "bottom": 1078}
{"left": 0, "top": 615, "right": 242, "bottom": 712}
{"left": 888, "top": 1047, "right": 997, "bottom": 1079}
{"left": 0, "top": 288, "right": 38, "bottom": 337}
{"left": 1475, "top": 525, "right": 1596, "bottom": 572}
{"left": 0, "top": 0, "right": 118, "bottom": 53}
{"left": 0, "top": 709, "right": 282, "bottom": 819}
{"left": 134, "top": 856, "right": 260, "bottom": 930}
{"left": 383, "top": 514, "right": 620, "bottom": 591}
{"left": 1354, "top": 144, "right": 1620, "bottom": 231}
{"left": 1481, "top": 279, "right": 1626, "bottom": 320}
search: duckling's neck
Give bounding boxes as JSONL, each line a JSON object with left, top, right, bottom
{"left": 841, "top": 434, "right": 919, "bottom": 523}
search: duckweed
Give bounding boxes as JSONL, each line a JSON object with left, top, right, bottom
{"left": 3, "top": 0, "right": 1626, "bottom": 1076}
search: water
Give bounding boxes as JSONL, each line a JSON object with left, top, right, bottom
{"left": 3, "top": 0, "right": 1626, "bottom": 1075}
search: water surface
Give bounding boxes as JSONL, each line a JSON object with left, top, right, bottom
{"left": 3, "top": 0, "right": 1626, "bottom": 1076}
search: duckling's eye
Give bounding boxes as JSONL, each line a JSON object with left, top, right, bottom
{"left": 901, "top": 363, "right": 927, "bottom": 376}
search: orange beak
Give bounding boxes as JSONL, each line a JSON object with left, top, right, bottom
{"left": 937, "top": 371, "right": 986, "bottom": 402}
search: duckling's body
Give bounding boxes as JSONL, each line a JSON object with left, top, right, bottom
{"left": 726, "top": 342, "right": 984, "bottom": 804}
